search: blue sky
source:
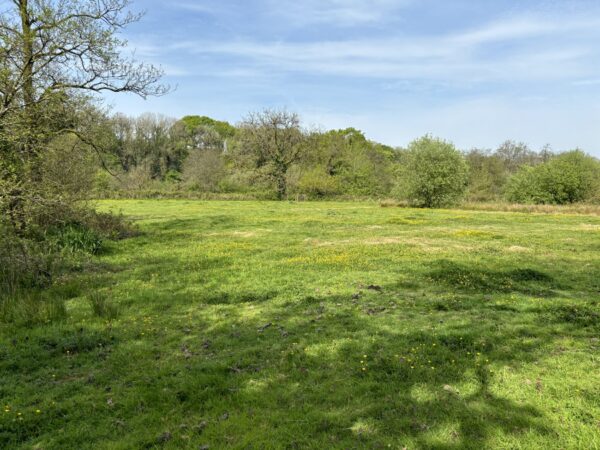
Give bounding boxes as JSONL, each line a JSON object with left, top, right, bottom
{"left": 109, "top": 0, "right": 600, "bottom": 155}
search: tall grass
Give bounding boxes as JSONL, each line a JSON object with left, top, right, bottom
{"left": 0, "top": 290, "right": 67, "bottom": 326}
{"left": 88, "top": 292, "right": 119, "bottom": 320}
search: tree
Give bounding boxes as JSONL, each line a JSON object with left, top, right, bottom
{"left": 0, "top": 0, "right": 166, "bottom": 289}
{"left": 0, "top": 0, "right": 167, "bottom": 173}
{"left": 180, "top": 116, "right": 236, "bottom": 142}
{"left": 494, "top": 141, "right": 540, "bottom": 174}
{"left": 465, "top": 149, "right": 507, "bottom": 201}
{"left": 182, "top": 149, "right": 226, "bottom": 192}
{"left": 401, "top": 135, "right": 469, "bottom": 208}
{"left": 237, "top": 110, "right": 304, "bottom": 200}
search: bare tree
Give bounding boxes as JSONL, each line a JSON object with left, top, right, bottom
{"left": 238, "top": 109, "right": 304, "bottom": 200}
{"left": 494, "top": 141, "right": 539, "bottom": 173}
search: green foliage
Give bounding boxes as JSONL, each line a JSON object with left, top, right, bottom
{"left": 49, "top": 224, "right": 103, "bottom": 255}
{"left": 237, "top": 110, "right": 305, "bottom": 200}
{"left": 506, "top": 150, "right": 600, "bottom": 204}
{"left": 93, "top": 170, "right": 113, "bottom": 197}
{"left": 180, "top": 115, "right": 236, "bottom": 138}
{"left": 401, "top": 136, "right": 469, "bottom": 207}
{"left": 0, "top": 0, "right": 164, "bottom": 298}
{"left": 465, "top": 150, "right": 507, "bottom": 201}
{"left": 294, "top": 128, "right": 395, "bottom": 198}
{"left": 296, "top": 167, "right": 341, "bottom": 198}
{"left": 99, "top": 112, "right": 600, "bottom": 205}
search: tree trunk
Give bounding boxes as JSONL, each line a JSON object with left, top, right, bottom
{"left": 275, "top": 168, "right": 287, "bottom": 200}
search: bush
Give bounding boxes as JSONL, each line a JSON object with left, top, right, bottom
{"left": 0, "top": 221, "right": 60, "bottom": 291}
{"left": 0, "top": 192, "right": 133, "bottom": 293}
{"left": 505, "top": 150, "right": 600, "bottom": 204}
{"left": 296, "top": 167, "right": 341, "bottom": 199}
{"left": 401, "top": 136, "right": 469, "bottom": 208}
{"left": 81, "top": 210, "right": 137, "bottom": 240}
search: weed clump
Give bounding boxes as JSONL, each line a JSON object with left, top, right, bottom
{"left": 88, "top": 292, "right": 119, "bottom": 320}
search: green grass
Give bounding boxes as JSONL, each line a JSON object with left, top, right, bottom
{"left": 2, "top": 200, "right": 600, "bottom": 449}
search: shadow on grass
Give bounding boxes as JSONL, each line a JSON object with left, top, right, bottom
{"left": 165, "top": 291, "right": 560, "bottom": 449}
{"left": 3, "top": 276, "right": 593, "bottom": 448}
{"left": 427, "top": 259, "right": 562, "bottom": 296}
{"left": 4, "top": 260, "right": 597, "bottom": 448}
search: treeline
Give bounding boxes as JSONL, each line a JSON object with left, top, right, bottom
{"left": 95, "top": 110, "right": 600, "bottom": 206}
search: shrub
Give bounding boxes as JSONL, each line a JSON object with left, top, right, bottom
{"left": 0, "top": 225, "right": 59, "bottom": 291}
{"left": 401, "top": 136, "right": 469, "bottom": 208}
{"left": 505, "top": 150, "right": 600, "bottom": 204}
{"left": 93, "top": 170, "right": 114, "bottom": 198}
{"left": 81, "top": 210, "right": 137, "bottom": 240}
{"left": 296, "top": 167, "right": 341, "bottom": 199}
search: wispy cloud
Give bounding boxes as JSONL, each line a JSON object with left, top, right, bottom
{"left": 171, "top": 2, "right": 220, "bottom": 14}
{"left": 264, "top": 0, "right": 413, "bottom": 26}
{"left": 143, "top": 15, "right": 598, "bottom": 84}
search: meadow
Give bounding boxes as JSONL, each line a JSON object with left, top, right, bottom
{"left": 1, "top": 200, "right": 600, "bottom": 449}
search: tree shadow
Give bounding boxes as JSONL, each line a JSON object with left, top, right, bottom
{"left": 427, "top": 259, "right": 562, "bottom": 297}
{"left": 160, "top": 286, "right": 571, "bottom": 449}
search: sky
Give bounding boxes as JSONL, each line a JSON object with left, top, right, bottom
{"left": 108, "top": 0, "right": 600, "bottom": 155}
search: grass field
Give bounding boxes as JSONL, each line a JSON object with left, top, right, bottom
{"left": 1, "top": 200, "right": 600, "bottom": 449}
